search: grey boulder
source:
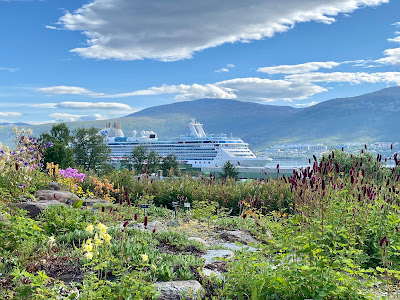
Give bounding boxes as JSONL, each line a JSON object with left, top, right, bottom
{"left": 154, "top": 280, "right": 204, "bottom": 300}
{"left": 35, "top": 190, "right": 79, "bottom": 204}
{"left": 220, "top": 230, "right": 258, "bottom": 245}
{"left": 17, "top": 200, "right": 65, "bottom": 218}
{"left": 132, "top": 220, "right": 168, "bottom": 233}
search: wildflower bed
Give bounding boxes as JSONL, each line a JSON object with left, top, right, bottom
{"left": 1, "top": 131, "right": 400, "bottom": 299}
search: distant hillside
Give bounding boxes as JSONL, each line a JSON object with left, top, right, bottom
{"left": 127, "top": 98, "right": 298, "bottom": 137}
{"left": 1, "top": 87, "right": 400, "bottom": 149}
{"left": 0, "top": 122, "right": 30, "bottom": 126}
{"left": 246, "top": 86, "right": 400, "bottom": 147}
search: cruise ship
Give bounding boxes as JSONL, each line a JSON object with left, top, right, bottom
{"left": 100, "top": 119, "right": 271, "bottom": 169}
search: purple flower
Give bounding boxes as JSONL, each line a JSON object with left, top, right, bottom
{"left": 45, "top": 142, "right": 54, "bottom": 148}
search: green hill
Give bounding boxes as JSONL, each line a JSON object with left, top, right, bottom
{"left": 1, "top": 87, "right": 400, "bottom": 149}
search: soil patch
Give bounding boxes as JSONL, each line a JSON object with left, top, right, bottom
{"left": 25, "top": 254, "right": 83, "bottom": 284}
{"left": 156, "top": 243, "right": 205, "bottom": 257}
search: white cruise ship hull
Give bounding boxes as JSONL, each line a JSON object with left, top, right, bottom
{"left": 101, "top": 120, "right": 272, "bottom": 169}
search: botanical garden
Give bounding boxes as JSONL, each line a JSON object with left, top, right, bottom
{"left": 1, "top": 125, "right": 400, "bottom": 299}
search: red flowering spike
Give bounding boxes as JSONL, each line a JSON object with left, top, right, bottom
{"left": 109, "top": 207, "right": 113, "bottom": 213}
{"left": 53, "top": 193, "right": 56, "bottom": 199}
{"left": 123, "top": 221, "right": 129, "bottom": 228}
{"left": 134, "top": 213, "right": 138, "bottom": 221}
{"left": 379, "top": 236, "right": 387, "bottom": 247}
{"left": 144, "top": 216, "right": 148, "bottom": 228}
{"left": 101, "top": 206, "right": 105, "bottom": 212}
{"left": 152, "top": 227, "right": 156, "bottom": 234}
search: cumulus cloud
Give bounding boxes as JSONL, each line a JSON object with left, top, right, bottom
{"left": 376, "top": 28, "right": 400, "bottom": 65}
{"left": 0, "top": 112, "right": 22, "bottom": 117}
{"left": 258, "top": 61, "right": 340, "bottom": 74}
{"left": 49, "top": 113, "right": 106, "bottom": 122}
{"left": 30, "top": 103, "right": 58, "bottom": 108}
{"left": 54, "top": 0, "right": 388, "bottom": 61}
{"left": 215, "top": 77, "right": 327, "bottom": 102}
{"left": 101, "top": 84, "right": 237, "bottom": 101}
{"left": 227, "top": 64, "right": 235, "bottom": 68}
{"left": 215, "top": 68, "right": 229, "bottom": 73}
{"left": 37, "top": 85, "right": 104, "bottom": 96}
{"left": 285, "top": 71, "right": 400, "bottom": 85}
{"left": 58, "top": 101, "right": 133, "bottom": 110}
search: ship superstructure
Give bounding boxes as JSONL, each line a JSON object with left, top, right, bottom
{"left": 100, "top": 119, "right": 271, "bottom": 168}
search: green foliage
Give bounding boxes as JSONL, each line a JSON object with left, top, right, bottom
{"left": 79, "top": 272, "right": 158, "bottom": 300}
{"left": 147, "top": 150, "right": 160, "bottom": 174}
{"left": 0, "top": 210, "right": 45, "bottom": 252}
{"left": 39, "top": 205, "right": 96, "bottom": 235}
{"left": 71, "top": 127, "right": 111, "bottom": 171}
{"left": 223, "top": 250, "right": 374, "bottom": 300}
{"left": 130, "top": 145, "right": 148, "bottom": 174}
{"left": 321, "top": 148, "right": 391, "bottom": 183}
{"left": 41, "top": 123, "right": 75, "bottom": 169}
{"left": 161, "top": 153, "right": 179, "bottom": 176}
{"left": 220, "top": 160, "right": 239, "bottom": 180}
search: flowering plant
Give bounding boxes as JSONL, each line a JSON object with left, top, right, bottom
{"left": 0, "top": 128, "right": 50, "bottom": 200}
{"left": 59, "top": 168, "right": 85, "bottom": 183}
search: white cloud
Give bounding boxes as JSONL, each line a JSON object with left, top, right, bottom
{"left": 37, "top": 85, "right": 104, "bottom": 96}
{"left": 45, "top": 25, "right": 62, "bottom": 30}
{"left": 0, "top": 66, "right": 18, "bottom": 72}
{"left": 27, "top": 120, "right": 58, "bottom": 125}
{"left": 0, "top": 112, "right": 22, "bottom": 117}
{"left": 49, "top": 113, "right": 106, "bottom": 122}
{"left": 101, "top": 84, "right": 237, "bottom": 101}
{"left": 258, "top": 61, "right": 340, "bottom": 74}
{"left": 295, "top": 101, "right": 318, "bottom": 107}
{"left": 227, "top": 64, "right": 235, "bottom": 68}
{"left": 376, "top": 31, "right": 400, "bottom": 65}
{"left": 393, "top": 22, "right": 400, "bottom": 28}
{"left": 215, "top": 77, "right": 327, "bottom": 102}
{"left": 215, "top": 68, "right": 229, "bottom": 73}
{"left": 286, "top": 72, "right": 400, "bottom": 85}
{"left": 55, "top": 0, "right": 388, "bottom": 61}
{"left": 58, "top": 101, "right": 133, "bottom": 110}
{"left": 30, "top": 103, "right": 58, "bottom": 108}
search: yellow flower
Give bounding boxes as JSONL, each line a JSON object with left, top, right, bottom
{"left": 97, "top": 222, "right": 108, "bottom": 234}
{"left": 151, "top": 264, "right": 157, "bottom": 270}
{"left": 83, "top": 239, "right": 93, "bottom": 252}
{"left": 94, "top": 234, "right": 102, "bottom": 246}
{"left": 103, "top": 233, "right": 112, "bottom": 244}
{"left": 140, "top": 254, "right": 149, "bottom": 262}
{"left": 86, "top": 224, "right": 94, "bottom": 234}
{"left": 84, "top": 252, "right": 93, "bottom": 260}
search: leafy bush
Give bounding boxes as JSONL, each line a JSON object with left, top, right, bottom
{"left": 39, "top": 205, "right": 96, "bottom": 235}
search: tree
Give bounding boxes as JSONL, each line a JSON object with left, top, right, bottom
{"left": 40, "top": 123, "right": 75, "bottom": 169}
{"left": 161, "top": 153, "right": 179, "bottom": 176}
{"left": 220, "top": 161, "right": 239, "bottom": 180}
{"left": 131, "top": 145, "right": 148, "bottom": 174}
{"left": 147, "top": 150, "right": 160, "bottom": 174}
{"left": 71, "top": 127, "right": 111, "bottom": 171}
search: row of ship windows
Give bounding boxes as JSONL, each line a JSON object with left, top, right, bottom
{"left": 109, "top": 144, "right": 246, "bottom": 148}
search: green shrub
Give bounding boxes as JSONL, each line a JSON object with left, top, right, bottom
{"left": 39, "top": 205, "right": 96, "bottom": 235}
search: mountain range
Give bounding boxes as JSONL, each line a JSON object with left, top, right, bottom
{"left": 0, "top": 86, "right": 399, "bottom": 149}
